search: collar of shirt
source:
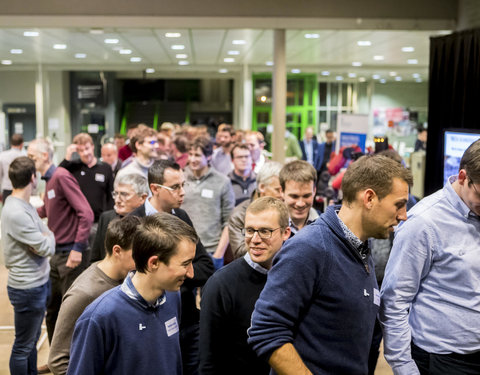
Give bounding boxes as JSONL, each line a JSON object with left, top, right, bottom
{"left": 335, "top": 211, "right": 369, "bottom": 259}
{"left": 120, "top": 271, "right": 166, "bottom": 309}
{"left": 243, "top": 252, "right": 268, "bottom": 275}
{"left": 446, "top": 175, "right": 480, "bottom": 220}
{"left": 144, "top": 198, "right": 175, "bottom": 217}
{"left": 289, "top": 208, "right": 319, "bottom": 234}
{"left": 41, "top": 164, "right": 57, "bottom": 181}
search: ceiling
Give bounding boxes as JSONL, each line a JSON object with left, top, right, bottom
{"left": 0, "top": 27, "right": 452, "bottom": 82}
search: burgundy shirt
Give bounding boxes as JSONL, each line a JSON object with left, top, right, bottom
{"left": 37, "top": 165, "right": 94, "bottom": 252}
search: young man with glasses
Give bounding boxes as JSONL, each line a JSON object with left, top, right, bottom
{"left": 229, "top": 143, "right": 257, "bottom": 206}
{"left": 130, "top": 159, "right": 213, "bottom": 375}
{"left": 380, "top": 139, "right": 480, "bottom": 375}
{"left": 199, "top": 197, "right": 290, "bottom": 375}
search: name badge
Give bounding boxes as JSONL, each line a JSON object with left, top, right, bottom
{"left": 47, "top": 189, "right": 56, "bottom": 199}
{"left": 95, "top": 173, "right": 105, "bottom": 182}
{"left": 373, "top": 288, "right": 380, "bottom": 306}
{"left": 201, "top": 189, "right": 214, "bottom": 199}
{"left": 165, "top": 317, "right": 179, "bottom": 337}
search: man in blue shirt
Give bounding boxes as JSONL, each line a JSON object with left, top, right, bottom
{"left": 380, "top": 139, "right": 480, "bottom": 375}
{"left": 67, "top": 213, "right": 198, "bottom": 375}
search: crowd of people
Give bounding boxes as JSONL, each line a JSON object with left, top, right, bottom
{"left": 0, "top": 122, "right": 478, "bottom": 375}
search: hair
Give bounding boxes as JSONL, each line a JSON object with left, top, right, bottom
{"left": 217, "top": 124, "right": 234, "bottom": 136}
{"left": 245, "top": 130, "right": 264, "bottom": 145}
{"left": 114, "top": 133, "right": 127, "bottom": 140}
{"left": 73, "top": 133, "right": 94, "bottom": 145}
{"left": 256, "top": 161, "right": 283, "bottom": 186}
{"left": 342, "top": 154, "right": 413, "bottom": 204}
{"left": 104, "top": 216, "right": 142, "bottom": 256}
{"left": 114, "top": 173, "right": 149, "bottom": 196}
{"left": 30, "top": 138, "right": 54, "bottom": 161}
{"left": 173, "top": 135, "right": 189, "bottom": 154}
{"left": 101, "top": 143, "right": 117, "bottom": 152}
{"left": 377, "top": 149, "right": 403, "bottom": 164}
{"left": 9, "top": 156, "right": 35, "bottom": 189}
{"left": 460, "top": 139, "right": 480, "bottom": 184}
{"left": 148, "top": 159, "right": 181, "bottom": 185}
{"left": 326, "top": 129, "right": 334, "bottom": 134}
{"left": 10, "top": 134, "right": 23, "bottom": 146}
{"left": 132, "top": 212, "right": 198, "bottom": 273}
{"left": 189, "top": 135, "right": 213, "bottom": 157}
{"left": 279, "top": 160, "right": 317, "bottom": 190}
{"left": 130, "top": 125, "right": 156, "bottom": 153}
{"left": 246, "top": 196, "right": 289, "bottom": 230}
{"left": 230, "top": 143, "right": 251, "bottom": 159}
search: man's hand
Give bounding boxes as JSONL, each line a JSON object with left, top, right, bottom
{"left": 66, "top": 250, "right": 82, "bottom": 269}
{"left": 65, "top": 144, "right": 77, "bottom": 161}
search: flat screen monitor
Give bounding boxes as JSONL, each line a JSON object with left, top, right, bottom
{"left": 444, "top": 129, "right": 480, "bottom": 185}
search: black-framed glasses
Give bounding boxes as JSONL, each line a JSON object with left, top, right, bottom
{"left": 153, "top": 182, "right": 185, "bottom": 193}
{"left": 242, "top": 227, "right": 281, "bottom": 239}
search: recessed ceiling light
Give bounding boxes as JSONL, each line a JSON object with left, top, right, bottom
{"left": 265, "top": 61, "right": 274, "bottom": 66}
{"left": 1, "top": 60, "right": 12, "bottom": 65}
{"left": 359, "top": 77, "right": 366, "bottom": 82}
{"left": 175, "top": 54, "right": 187, "bottom": 59}
{"left": 10, "top": 49, "right": 23, "bottom": 54}
{"left": 171, "top": 45, "right": 185, "bottom": 50}
{"left": 291, "top": 69, "right": 301, "bottom": 74}
{"left": 321, "top": 71, "right": 330, "bottom": 76}
{"left": 104, "top": 39, "right": 119, "bottom": 44}
{"left": 228, "top": 50, "right": 240, "bottom": 55}
{"left": 357, "top": 41, "right": 371, "bottom": 46}
{"left": 130, "top": 57, "right": 142, "bottom": 62}
{"left": 372, "top": 74, "right": 381, "bottom": 79}
{"left": 75, "top": 53, "right": 87, "bottom": 59}
{"left": 304, "top": 33, "right": 320, "bottom": 39}
{"left": 53, "top": 44, "right": 67, "bottom": 50}
{"left": 348, "top": 73, "right": 357, "bottom": 78}
{"left": 412, "top": 73, "right": 420, "bottom": 78}
{"left": 219, "top": 69, "right": 228, "bottom": 73}
{"left": 165, "top": 32, "right": 181, "bottom": 38}
{"left": 395, "top": 76, "right": 402, "bottom": 81}
{"left": 389, "top": 71, "right": 397, "bottom": 76}
{"left": 408, "top": 59, "right": 418, "bottom": 64}
{"left": 402, "top": 46, "right": 415, "bottom": 52}
{"left": 352, "top": 62, "right": 362, "bottom": 67}
{"left": 415, "top": 78, "right": 423, "bottom": 83}
{"left": 380, "top": 79, "right": 386, "bottom": 84}
{"left": 23, "top": 31, "right": 39, "bottom": 37}
{"left": 178, "top": 61, "right": 189, "bottom": 65}
{"left": 90, "top": 28, "right": 104, "bottom": 34}
{"left": 373, "top": 55, "right": 384, "bottom": 61}
{"left": 336, "top": 75, "right": 344, "bottom": 81}
{"left": 146, "top": 68, "right": 155, "bottom": 73}
{"left": 224, "top": 57, "right": 235, "bottom": 63}
{"left": 119, "top": 49, "right": 132, "bottom": 55}
{"left": 232, "top": 40, "right": 246, "bottom": 45}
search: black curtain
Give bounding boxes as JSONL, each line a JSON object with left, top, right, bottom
{"left": 426, "top": 29, "right": 480, "bottom": 195}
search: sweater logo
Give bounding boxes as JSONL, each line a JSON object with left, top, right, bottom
{"left": 363, "top": 289, "right": 370, "bottom": 297}
{"left": 139, "top": 323, "right": 146, "bottom": 331}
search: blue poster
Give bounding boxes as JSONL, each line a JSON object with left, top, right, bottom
{"left": 339, "top": 132, "right": 366, "bottom": 153}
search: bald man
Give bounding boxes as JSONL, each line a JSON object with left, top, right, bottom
{"left": 101, "top": 143, "right": 121, "bottom": 178}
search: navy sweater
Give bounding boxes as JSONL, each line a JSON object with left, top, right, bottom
{"left": 248, "top": 206, "right": 379, "bottom": 375}
{"left": 68, "top": 286, "right": 182, "bottom": 375}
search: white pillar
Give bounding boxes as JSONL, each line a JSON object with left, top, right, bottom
{"left": 272, "top": 29, "right": 286, "bottom": 163}
{"left": 35, "top": 64, "right": 49, "bottom": 138}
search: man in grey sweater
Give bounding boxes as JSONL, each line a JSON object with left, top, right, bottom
{"left": 1, "top": 156, "right": 55, "bottom": 375}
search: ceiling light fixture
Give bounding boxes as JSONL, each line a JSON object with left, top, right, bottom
{"left": 165, "top": 32, "right": 181, "bottom": 38}
{"left": 53, "top": 44, "right": 67, "bottom": 50}
{"left": 265, "top": 61, "right": 274, "bottom": 66}
{"left": 176, "top": 54, "right": 187, "bottom": 59}
{"left": 304, "top": 33, "right": 320, "bottom": 39}
{"left": 75, "top": 53, "right": 87, "bottom": 59}
{"left": 372, "top": 74, "right": 381, "bottom": 79}
{"left": 412, "top": 73, "right": 420, "bottom": 78}
{"left": 228, "top": 50, "right": 240, "bottom": 55}
{"left": 321, "top": 71, "right": 330, "bottom": 76}
{"left": 23, "top": 31, "right": 39, "bottom": 37}
{"left": 119, "top": 49, "right": 132, "bottom": 55}
{"left": 1, "top": 60, "right": 12, "bottom": 65}
{"left": 130, "top": 57, "right": 142, "bottom": 62}
{"left": 232, "top": 40, "right": 246, "bottom": 45}
{"left": 359, "top": 77, "right": 366, "bottom": 82}
{"left": 104, "top": 39, "right": 119, "bottom": 44}
{"left": 146, "top": 68, "right": 155, "bottom": 73}
{"left": 171, "top": 45, "right": 185, "bottom": 50}
{"left": 357, "top": 41, "right": 371, "bottom": 46}
{"left": 373, "top": 55, "right": 384, "bottom": 61}
{"left": 389, "top": 71, "right": 397, "bottom": 76}
{"left": 219, "top": 69, "right": 228, "bottom": 73}
{"left": 348, "top": 73, "right": 357, "bottom": 78}
{"left": 291, "top": 69, "right": 301, "bottom": 74}
{"left": 380, "top": 79, "right": 386, "bottom": 84}
{"left": 178, "top": 61, "right": 189, "bottom": 65}
{"left": 395, "top": 76, "right": 402, "bottom": 81}
{"left": 336, "top": 75, "right": 344, "bottom": 81}
{"left": 90, "top": 28, "right": 104, "bottom": 35}
{"left": 224, "top": 57, "right": 235, "bottom": 63}
{"left": 408, "top": 59, "right": 418, "bottom": 64}
{"left": 402, "top": 46, "right": 415, "bottom": 52}
{"left": 10, "top": 49, "right": 23, "bottom": 54}
{"left": 415, "top": 78, "right": 423, "bottom": 83}
{"left": 352, "top": 62, "right": 362, "bottom": 67}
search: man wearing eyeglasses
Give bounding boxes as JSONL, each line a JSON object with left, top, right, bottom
{"left": 199, "top": 197, "right": 290, "bottom": 375}
{"left": 130, "top": 159, "right": 213, "bottom": 375}
{"left": 380, "top": 139, "right": 480, "bottom": 375}
{"left": 229, "top": 143, "right": 257, "bottom": 206}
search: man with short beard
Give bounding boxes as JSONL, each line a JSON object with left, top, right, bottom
{"left": 211, "top": 124, "right": 234, "bottom": 175}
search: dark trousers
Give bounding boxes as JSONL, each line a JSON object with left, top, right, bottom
{"left": 181, "top": 323, "right": 199, "bottom": 375}
{"left": 46, "top": 251, "right": 89, "bottom": 343}
{"left": 7, "top": 281, "right": 50, "bottom": 375}
{"left": 412, "top": 342, "right": 480, "bottom": 375}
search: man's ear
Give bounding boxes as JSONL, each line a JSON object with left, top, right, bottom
{"left": 458, "top": 169, "right": 468, "bottom": 185}
{"left": 362, "top": 188, "right": 376, "bottom": 209}
{"left": 112, "top": 244, "right": 122, "bottom": 257}
{"left": 147, "top": 255, "right": 159, "bottom": 271}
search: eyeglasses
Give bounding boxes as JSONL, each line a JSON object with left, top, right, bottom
{"left": 242, "top": 227, "right": 281, "bottom": 239}
{"left": 234, "top": 155, "right": 251, "bottom": 160}
{"left": 154, "top": 182, "right": 185, "bottom": 193}
{"left": 112, "top": 191, "right": 136, "bottom": 200}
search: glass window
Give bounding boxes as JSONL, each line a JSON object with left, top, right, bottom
{"left": 255, "top": 79, "right": 272, "bottom": 105}
{"left": 298, "top": 79, "right": 304, "bottom": 106}
{"left": 319, "top": 110, "right": 327, "bottom": 123}
{"left": 331, "top": 84, "right": 338, "bottom": 107}
{"left": 330, "top": 111, "right": 338, "bottom": 130}
{"left": 256, "top": 112, "right": 270, "bottom": 123}
{"left": 319, "top": 83, "right": 327, "bottom": 106}
{"left": 287, "top": 80, "right": 296, "bottom": 106}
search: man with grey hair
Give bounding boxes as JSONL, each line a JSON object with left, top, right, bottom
{"left": 90, "top": 173, "right": 148, "bottom": 263}
{"left": 229, "top": 161, "right": 283, "bottom": 258}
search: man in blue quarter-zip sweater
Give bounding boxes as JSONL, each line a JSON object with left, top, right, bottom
{"left": 248, "top": 155, "right": 413, "bottom": 375}
{"left": 67, "top": 213, "right": 199, "bottom": 375}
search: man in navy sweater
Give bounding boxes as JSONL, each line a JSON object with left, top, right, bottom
{"left": 199, "top": 197, "right": 290, "bottom": 375}
{"left": 248, "top": 155, "right": 413, "bottom": 374}
{"left": 67, "top": 213, "right": 199, "bottom": 375}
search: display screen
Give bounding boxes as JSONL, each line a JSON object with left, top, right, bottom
{"left": 444, "top": 129, "right": 480, "bottom": 185}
